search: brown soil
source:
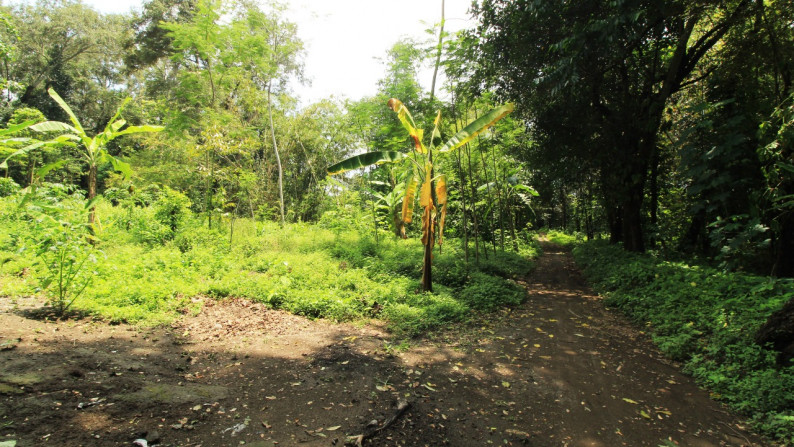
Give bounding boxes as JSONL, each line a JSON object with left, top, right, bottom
{"left": 0, "top": 243, "right": 773, "bottom": 447}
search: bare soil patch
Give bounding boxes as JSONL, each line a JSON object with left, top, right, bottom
{"left": 0, "top": 243, "right": 771, "bottom": 446}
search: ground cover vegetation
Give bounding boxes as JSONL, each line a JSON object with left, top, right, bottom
{"left": 573, "top": 241, "right": 794, "bottom": 441}
{"left": 0, "top": 183, "right": 537, "bottom": 334}
{"left": 1, "top": 0, "right": 794, "bottom": 442}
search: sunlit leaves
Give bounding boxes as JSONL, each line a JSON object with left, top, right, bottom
{"left": 326, "top": 151, "right": 406, "bottom": 175}
{"left": 438, "top": 103, "right": 514, "bottom": 153}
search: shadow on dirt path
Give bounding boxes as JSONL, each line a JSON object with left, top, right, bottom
{"left": 0, "top": 242, "right": 771, "bottom": 446}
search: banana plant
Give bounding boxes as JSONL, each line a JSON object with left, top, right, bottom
{"left": 29, "top": 88, "right": 164, "bottom": 232}
{"left": 328, "top": 98, "right": 513, "bottom": 292}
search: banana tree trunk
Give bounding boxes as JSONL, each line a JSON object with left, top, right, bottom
{"left": 421, "top": 205, "right": 434, "bottom": 292}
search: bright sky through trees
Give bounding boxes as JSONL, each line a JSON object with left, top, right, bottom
{"left": 12, "top": 0, "right": 475, "bottom": 105}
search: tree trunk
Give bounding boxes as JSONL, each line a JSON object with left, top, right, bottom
{"left": 456, "top": 132, "right": 469, "bottom": 263}
{"left": 649, "top": 144, "right": 660, "bottom": 248}
{"left": 606, "top": 205, "right": 622, "bottom": 244}
{"left": 560, "top": 186, "right": 568, "bottom": 231}
{"left": 490, "top": 143, "right": 505, "bottom": 251}
{"left": 508, "top": 199, "right": 519, "bottom": 252}
{"left": 268, "top": 82, "right": 285, "bottom": 226}
{"left": 421, "top": 216, "right": 434, "bottom": 292}
{"left": 451, "top": 96, "right": 469, "bottom": 263}
{"left": 206, "top": 148, "right": 212, "bottom": 229}
{"left": 465, "top": 142, "right": 481, "bottom": 263}
{"left": 479, "top": 150, "right": 497, "bottom": 253}
{"left": 621, "top": 189, "right": 645, "bottom": 252}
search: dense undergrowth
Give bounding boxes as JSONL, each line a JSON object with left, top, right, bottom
{"left": 572, "top": 240, "right": 794, "bottom": 442}
{"left": 0, "top": 185, "right": 538, "bottom": 336}
{"left": 543, "top": 229, "right": 582, "bottom": 247}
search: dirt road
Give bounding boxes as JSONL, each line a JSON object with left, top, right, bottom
{"left": 0, "top": 243, "right": 769, "bottom": 446}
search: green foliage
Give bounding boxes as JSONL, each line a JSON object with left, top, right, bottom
{"left": 153, "top": 186, "right": 191, "bottom": 235}
{"left": 0, "top": 178, "right": 20, "bottom": 197}
{"left": 544, "top": 229, "right": 580, "bottom": 247}
{"left": 19, "top": 185, "right": 99, "bottom": 316}
{"left": 475, "top": 249, "right": 536, "bottom": 279}
{"left": 459, "top": 272, "right": 524, "bottom": 311}
{"left": 0, "top": 189, "right": 536, "bottom": 334}
{"left": 573, "top": 241, "right": 794, "bottom": 442}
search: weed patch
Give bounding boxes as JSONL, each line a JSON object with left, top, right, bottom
{"left": 0, "top": 195, "right": 538, "bottom": 336}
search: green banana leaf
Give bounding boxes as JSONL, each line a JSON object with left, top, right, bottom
{"left": 327, "top": 151, "right": 405, "bottom": 175}
{"left": 438, "top": 103, "right": 514, "bottom": 153}
{"left": 0, "top": 120, "right": 35, "bottom": 137}
{"left": 30, "top": 120, "right": 80, "bottom": 135}
{"left": 47, "top": 87, "right": 86, "bottom": 136}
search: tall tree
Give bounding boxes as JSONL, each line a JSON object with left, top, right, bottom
{"left": 7, "top": 0, "right": 130, "bottom": 129}
{"left": 124, "top": 0, "right": 198, "bottom": 72}
{"left": 474, "top": 0, "right": 753, "bottom": 251}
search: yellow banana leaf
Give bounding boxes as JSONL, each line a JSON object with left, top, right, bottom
{"left": 388, "top": 98, "right": 427, "bottom": 154}
{"left": 401, "top": 173, "right": 417, "bottom": 224}
{"left": 419, "top": 165, "right": 435, "bottom": 246}
{"left": 419, "top": 165, "right": 434, "bottom": 208}
{"left": 435, "top": 175, "right": 447, "bottom": 246}
{"left": 435, "top": 175, "right": 447, "bottom": 205}
{"left": 421, "top": 204, "right": 435, "bottom": 246}
{"left": 438, "top": 203, "right": 447, "bottom": 246}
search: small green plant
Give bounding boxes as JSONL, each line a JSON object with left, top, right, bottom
{"left": 29, "top": 191, "right": 98, "bottom": 316}
{"left": 545, "top": 229, "right": 580, "bottom": 247}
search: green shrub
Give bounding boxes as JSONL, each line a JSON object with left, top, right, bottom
{"left": 476, "top": 250, "right": 535, "bottom": 279}
{"left": 382, "top": 289, "right": 469, "bottom": 337}
{"left": 459, "top": 272, "right": 526, "bottom": 311}
{"left": 154, "top": 186, "right": 191, "bottom": 235}
{"left": 0, "top": 178, "right": 20, "bottom": 197}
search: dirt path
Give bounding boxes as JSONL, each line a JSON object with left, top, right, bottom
{"left": 0, "top": 243, "right": 770, "bottom": 446}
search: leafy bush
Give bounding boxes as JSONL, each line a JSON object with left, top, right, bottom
{"left": 0, "top": 178, "right": 20, "bottom": 197}
{"left": 573, "top": 240, "right": 794, "bottom": 442}
{"left": 545, "top": 229, "right": 581, "bottom": 247}
{"left": 476, "top": 249, "right": 536, "bottom": 279}
{"left": 153, "top": 186, "right": 191, "bottom": 234}
{"left": 459, "top": 272, "right": 526, "bottom": 311}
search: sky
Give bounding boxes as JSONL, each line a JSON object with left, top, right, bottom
{"left": 15, "top": 0, "right": 477, "bottom": 106}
